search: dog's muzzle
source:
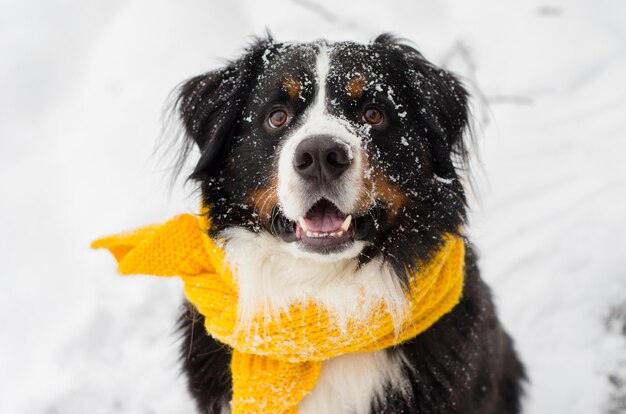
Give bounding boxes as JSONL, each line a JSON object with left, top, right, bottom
{"left": 272, "top": 133, "right": 380, "bottom": 256}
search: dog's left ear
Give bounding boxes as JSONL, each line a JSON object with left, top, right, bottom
{"left": 177, "top": 39, "right": 271, "bottom": 178}
{"left": 374, "top": 35, "right": 469, "bottom": 178}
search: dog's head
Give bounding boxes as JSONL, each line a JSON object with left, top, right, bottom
{"left": 176, "top": 35, "right": 469, "bottom": 277}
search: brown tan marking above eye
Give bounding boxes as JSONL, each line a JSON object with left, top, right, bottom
{"left": 346, "top": 74, "right": 366, "bottom": 99}
{"left": 282, "top": 75, "right": 302, "bottom": 99}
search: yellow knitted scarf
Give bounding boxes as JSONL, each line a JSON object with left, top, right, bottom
{"left": 92, "top": 213, "right": 465, "bottom": 414}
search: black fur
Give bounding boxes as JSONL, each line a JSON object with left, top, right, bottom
{"left": 328, "top": 36, "right": 470, "bottom": 277}
{"left": 173, "top": 35, "right": 526, "bottom": 413}
{"left": 374, "top": 247, "right": 525, "bottom": 413}
{"left": 179, "top": 304, "right": 232, "bottom": 413}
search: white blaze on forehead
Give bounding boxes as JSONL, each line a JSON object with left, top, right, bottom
{"left": 277, "top": 46, "right": 364, "bottom": 221}
{"left": 308, "top": 45, "right": 330, "bottom": 119}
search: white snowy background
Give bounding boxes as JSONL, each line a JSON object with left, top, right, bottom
{"left": 1, "top": 0, "right": 625, "bottom": 413}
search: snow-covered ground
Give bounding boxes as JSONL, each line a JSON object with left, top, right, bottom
{"left": 1, "top": 0, "right": 625, "bottom": 412}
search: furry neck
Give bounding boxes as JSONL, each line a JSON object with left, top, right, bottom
{"left": 220, "top": 227, "right": 408, "bottom": 329}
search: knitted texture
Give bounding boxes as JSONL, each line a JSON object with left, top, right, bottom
{"left": 92, "top": 213, "right": 465, "bottom": 414}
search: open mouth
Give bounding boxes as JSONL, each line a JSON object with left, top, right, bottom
{"left": 272, "top": 199, "right": 378, "bottom": 254}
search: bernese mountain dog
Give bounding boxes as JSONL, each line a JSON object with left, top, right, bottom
{"left": 173, "top": 35, "right": 525, "bottom": 414}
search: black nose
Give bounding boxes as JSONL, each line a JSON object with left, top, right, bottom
{"left": 293, "top": 135, "right": 352, "bottom": 182}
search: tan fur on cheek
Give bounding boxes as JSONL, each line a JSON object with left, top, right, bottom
{"left": 347, "top": 74, "right": 366, "bottom": 99}
{"left": 248, "top": 177, "right": 280, "bottom": 225}
{"left": 355, "top": 155, "right": 409, "bottom": 221}
{"left": 353, "top": 156, "right": 376, "bottom": 215}
{"left": 282, "top": 75, "right": 302, "bottom": 99}
{"left": 371, "top": 173, "right": 409, "bottom": 220}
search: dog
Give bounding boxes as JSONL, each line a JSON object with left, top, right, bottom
{"left": 173, "top": 35, "right": 525, "bottom": 414}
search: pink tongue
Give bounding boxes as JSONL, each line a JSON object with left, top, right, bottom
{"left": 303, "top": 204, "right": 345, "bottom": 232}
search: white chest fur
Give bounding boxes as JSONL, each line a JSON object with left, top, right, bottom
{"left": 221, "top": 228, "right": 407, "bottom": 328}
{"left": 220, "top": 351, "right": 408, "bottom": 414}
{"left": 218, "top": 228, "right": 412, "bottom": 412}
{"left": 298, "top": 350, "right": 409, "bottom": 414}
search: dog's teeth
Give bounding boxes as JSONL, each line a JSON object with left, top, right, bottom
{"left": 298, "top": 217, "right": 309, "bottom": 231}
{"left": 326, "top": 231, "right": 343, "bottom": 238}
{"left": 340, "top": 215, "right": 352, "bottom": 231}
{"left": 304, "top": 229, "right": 348, "bottom": 238}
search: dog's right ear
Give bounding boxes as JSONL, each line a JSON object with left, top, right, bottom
{"left": 176, "top": 39, "right": 270, "bottom": 178}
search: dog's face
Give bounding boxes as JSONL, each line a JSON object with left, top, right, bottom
{"left": 177, "top": 35, "right": 468, "bottom": 276}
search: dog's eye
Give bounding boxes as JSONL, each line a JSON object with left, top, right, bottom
{"left": 362, "top": 107, "right": 384, "bottom": 125}
{"left": 268, "top": 109, "right": 290, "bottom": 129}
